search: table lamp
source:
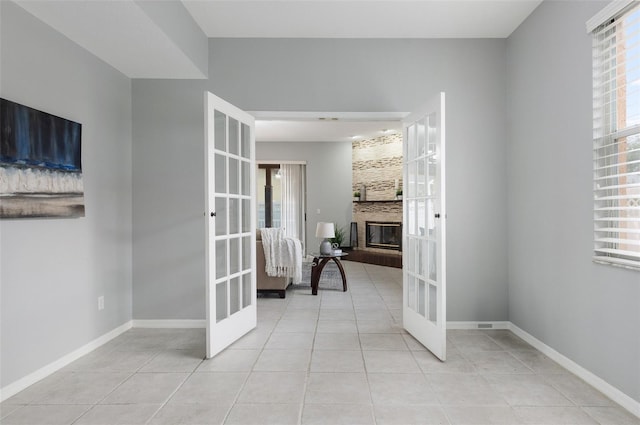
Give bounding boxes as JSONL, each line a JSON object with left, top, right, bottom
{"left": 315, "top": 222, "right": 335, "bottom": 255}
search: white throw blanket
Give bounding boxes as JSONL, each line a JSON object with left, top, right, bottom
{"left": 260, "top": 228, "right": 303, "bottom": 284}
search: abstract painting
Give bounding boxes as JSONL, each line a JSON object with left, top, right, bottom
{"left": 0, "top": 98, "right": 84, "bottom": 218}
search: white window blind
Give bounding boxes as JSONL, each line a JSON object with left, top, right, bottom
{"left": 592, "top": 2, "right": 640, "bottom": 269}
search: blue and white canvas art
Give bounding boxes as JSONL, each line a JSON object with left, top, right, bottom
{"left": 0, "top": 98, "right": 84, "bottom": 218}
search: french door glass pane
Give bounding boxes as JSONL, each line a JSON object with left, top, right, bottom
{"left": 429, "top": 284, "right": 437, "bottom": 323}
{"left": 427, "top": 200, "right": 435, "bottom": 237}
{"left": 230, "top": 277, "right": 241, "bottom": 315}
{"left": 229, "top": 158, "right": 239, "bottom": 194}
{"left": 230, "top": 237, "right": 240, "bottom": 274}
{"left": 421, "top": 239, "right": 428, "bottom": 277}
{"left": 215, "top": 197, "right": 227, "bottom": 236}
{"left": 416, "top": 239, "right": 423, "bottom": 278}
{"left": 242, "top": 161, "right": 250, "bottom": 196}
{"left": 417, "top": 199, "right": 426, "bottom": 235}
{"left": 408, "top": 200, "right": 416, "bottom": 236}
{"left": 417, "top": 118, "right": 426, "bottom": 157}
{"left": 229, "top": 117, "right": 239, "bottom": 155}
{"left": 241, "top": 123, "right": 251, "bottom": 159}
{"left": 418, "top": 279, "right": 426, "bottom": 317}
{"left": 216, "top": 281, "right": 227, "bottom": 322}
{"left": 407, "top": 238, "right": 415, "bottom": 271}
{"left": 429, "top": 240, "right": 437, "bottom": 281}
{"left": 428, "top": 162, "right": 437, "bottom": 196}
{"left": 229, "top": 198, "right": 239, "bottom": 234}
{"left": 242, "top": 199, "right": 251, "bottom": 232}
{"left": 242, "top": 273, "right": 252, "bottom": 308}
{"left": 242, "top": 235, "right": 251, "bottom": 270}
{"left": 214, "top": 111, "right": 226, "bottom": 151}
{"left": 215, "top": 154, "right": 226, "bottom": 193}
{"left": 417, "top": 159, "right": 426, "bottom": 197}
{"left": 216, "top": 239, "right": 227, "bottom": 279}
{"left": 408, "top": 161, "right": 416, "bottom": 198}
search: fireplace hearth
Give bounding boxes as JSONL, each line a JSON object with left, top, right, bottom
{"left": 366, "top": 221, "right": 402, "bottom": 251}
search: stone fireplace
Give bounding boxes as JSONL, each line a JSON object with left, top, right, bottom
{"left": 366, "top": 221, "right": 402, "bottom": 251}
{"left": 352, "top": 201, "right": 402, "bottom": 255}
{"left": 351, "top": 133, "right": 403, "bottom": 267}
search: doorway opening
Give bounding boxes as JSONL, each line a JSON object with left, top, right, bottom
{"left": 253, "top": 111, "right": 406, "bottom": 267}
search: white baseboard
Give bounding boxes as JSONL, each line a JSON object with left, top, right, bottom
{"left": 509, "top": 323, "right": 640, "bottom": 419}
{"left": 132, "top": 319, "right": 206, "bottom": 328}
{"left": 0, "top": 320, "right": 132, "bottom": 402}
{"left": 447, "top": 321, "right": 510, "bottom": 330}
{"left": 2, "top": 318, "right": 638, "bottom": 419}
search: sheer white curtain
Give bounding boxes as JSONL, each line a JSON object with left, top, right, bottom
{"left": 280, "top": 163, "right": 306, "bottom": 252}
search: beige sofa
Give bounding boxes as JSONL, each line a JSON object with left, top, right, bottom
{"left": 256, "top": 230, "right": 289, "bottom": 298}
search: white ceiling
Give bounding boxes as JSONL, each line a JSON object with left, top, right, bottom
{"left": 183, "top": 0, "right": 542, "bottom": 39}
{"left": 256, "top": 118, "right": 403, "bottom": 143}
{"left": 11, "top": 0, "right": 542, "bottom": 142}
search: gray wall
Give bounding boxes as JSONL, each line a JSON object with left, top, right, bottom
{"left": 210, "top": 38, "right": 510, "bottom": 322}
{"left": 131, "top": 79, "right": 207, "bottom": 320}
{"left": 256, "top": 141, "right": 353, "bottom": 252}
{"left": 0, "top": 2, "right": 133, "bottom": 387}
{"left": 507, "top": 1, "right": 640, "bottom": 403}
{"left": 132, "top": 38, "right": 510, "bottom": 321}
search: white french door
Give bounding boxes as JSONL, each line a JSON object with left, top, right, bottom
{"left": 205, "top": 92, "right": 256, "bottom": 358}
{"left": 402, "top": 92, "right": 447, "bottom": 361}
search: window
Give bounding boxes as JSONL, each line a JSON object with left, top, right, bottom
{"left": 257, "top": 164, "right": 281, "bottom": 228}
{"left": 256, "top": 162, "right": 307, "bottom": 248}
{"left": 591, "top": 2, "right": 640, "bottom": 269}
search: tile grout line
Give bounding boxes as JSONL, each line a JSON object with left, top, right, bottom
{"left": 69, "top": 346, "right": 160, "bottom": 425}
{"left": 222, "top": 289, "right": 293, "bottom": 424}
{"left": 359, "top": 262, "right": 384, "bottom": 424}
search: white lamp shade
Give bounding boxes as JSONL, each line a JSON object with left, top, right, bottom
{"left": 315, "top": 222, "right": 335, "bottom": 238}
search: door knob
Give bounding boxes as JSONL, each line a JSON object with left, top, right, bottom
{"left": 435, "top": 213, "right": 440, "bottom": 218}
{"left": 211, "top": 212, "right": 216, "bottom": 217}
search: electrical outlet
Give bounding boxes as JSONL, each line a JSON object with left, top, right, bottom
{"left": 98, "top": 296, "right": 104, "bottom": 311}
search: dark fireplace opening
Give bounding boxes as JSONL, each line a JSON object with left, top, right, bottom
{"left": 366, "top": 221, "right": 402, "bottom": 251}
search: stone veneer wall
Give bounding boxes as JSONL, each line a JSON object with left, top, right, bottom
{"left": 352, "top": 133, "right": 402, "bottom": 256}
{"left": 352, "top": 133, "right": 402, "bottom": 200}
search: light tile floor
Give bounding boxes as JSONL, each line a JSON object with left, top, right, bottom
{"left": 1, "top": 262, "right": 638, "bottom": 425}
